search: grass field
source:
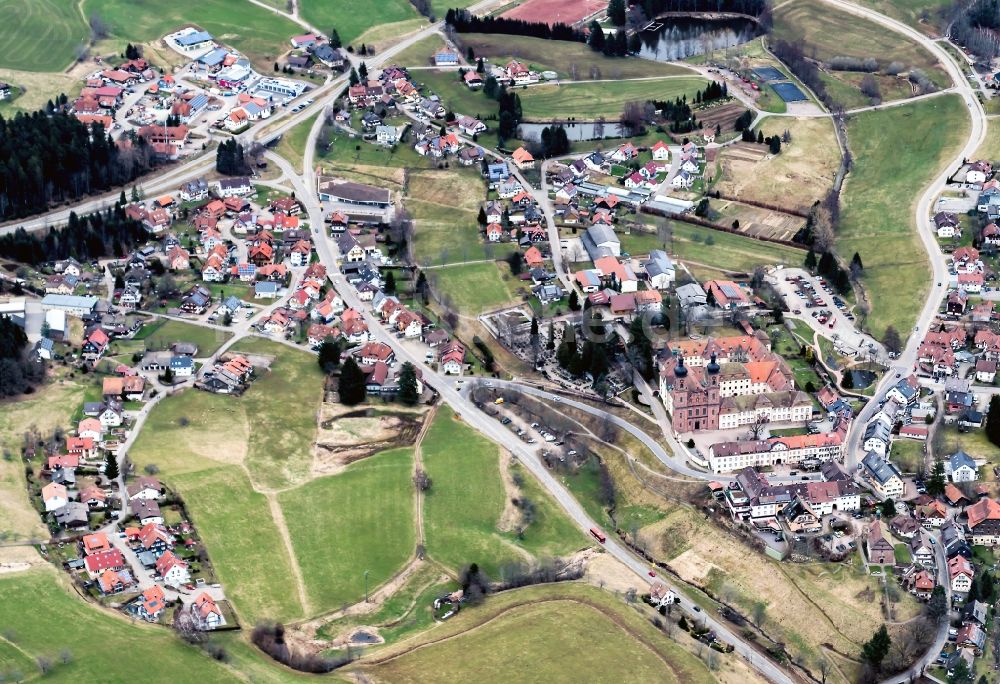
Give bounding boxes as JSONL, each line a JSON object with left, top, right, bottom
{"left": 132, "top": 338, "right": 323, "bottom": 491}
{"left": 135, "top": 318, "right": 232, "bottom": 356}
{"left": 83, "top": 0, "right": 302, "bottom": 68}
{"left": 715, "top": 117, "right": 840, "bottom": 212}
{"left": 273, "top": 112, "right": 318, "bottom": 174}
{"left": 350, "top": 582, "right": 715, "bottom": 684}
{"left": 0, "top": 567, "right": 238, "bottom": 682}
{"left": 427, "top": 262, "right": 517, "bottom": 315}
{"left": 314, "top": 560, "right": 454, "bottom": 645}
{"left": 772, "top": 0, "right": 949, "bottom": 89}
{"left": 174, "top": 465, "right": 305, "bottom": 623}
{"left": 839, "top": 95, "right": 969, "bottom": 338}
{"left": 416, "top": 70, "right": 708, "bottom": 121}
{"left": 408, "top": 168, "right": 516, "bottom": 266}
{"left": 228, "top": 338, "right": 324, "bottom": 490}
{"left": 976, "top": 120, "right": 1000, "bottom": 163}
{"left": 665, "top": 222, "right": 805, "bottom": 275}
{"left": 392, "top": 33, "right": 447, "bottom": 68}
{"left": 299, "top": 0, "right": 419, "bottom": 46}
{"left": 421, "top": 407, "right": 584, "bottom": 577}
{"left": 889, "top": 438, "right": 926, "bottom": 474}
{"left": 457, "top": 33, "right": 696, "bottom": 80}
{"left": 0, "top": 0, "right": 89, "bottom": 71}
{"left": 854, "top": 0, "right": 952, "bottom": 34}
{"left": 518, "top": 77, "right": 709, "bottom": 121}
{"left": 413, "top": 69, "right": 503, "bottom": 121}
{"left": 0, "top": 376, "right": 86, "bottom": 541}
{"left": 278, "top": 448, "right": 416, "bottom": 614}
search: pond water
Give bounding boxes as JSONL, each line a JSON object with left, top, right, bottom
{"left": 518, "top": 121, "right": 623, "bottom": 142}
{"left": 350, "top": 631, "right": 380, "bottom": 644}
{"left": 637, "top": 17, "right": 760, "bottom": 62}
{"left": 850, "top": 369, "right": 877, "bottom": 389}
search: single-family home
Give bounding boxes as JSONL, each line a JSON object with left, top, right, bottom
{"left": 155, "top": 550, "right": 190, "bottom": 587}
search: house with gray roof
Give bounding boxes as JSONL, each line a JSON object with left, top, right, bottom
{"left": 643, "top": 250, "right": 674, "bottom": 289}
{"left": 581, "top": 224, "right": 620, "bottom": 261}
{"left": 948, "top": 450, "right": 978, "bottom": 482}
{"left": 861, "top": 451, "right": 904, "bottom": 500}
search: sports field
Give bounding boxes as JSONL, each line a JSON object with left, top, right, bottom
{"left": 83, "top": 0, "right": 302, "bottom": 68}
{"left": 501, "top": 0, "right": 605, "bottom": 25}
{"left": 0, "top": 0, "right": 88, "bottom": 71}
{"left": 299, "top": 0, "right": 419, "bottom": 45}
{"left": 278, "top": 448, "right": 417, "bottom": 614}
{"left": 350, "top": 583, "right": 716, "bottom": 684}
{"left": 839, "top": 95, "right": 968, "bottom": 338}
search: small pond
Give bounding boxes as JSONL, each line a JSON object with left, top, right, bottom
{"left": 637, "top": 17, "right": 760, "bottom": 62}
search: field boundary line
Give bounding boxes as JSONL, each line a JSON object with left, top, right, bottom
{"left": 265, "top": 492, "right": 311, "bottom": 617}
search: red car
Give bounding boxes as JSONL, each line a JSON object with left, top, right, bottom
{"left": 648, "top": 570, "right": 656, "bottom": 577}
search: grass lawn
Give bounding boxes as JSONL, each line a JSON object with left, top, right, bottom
{"left": 83, "top": 0, "right": 303, "bottom": 70}
{"left": 0, "top": 0, "right": 88, "bottom": 71}
{"left": 457, "top": 33, "right": 696, "bottom": 80}
{"left": 854, "top": 0, "right": 952, "bottom": 34}
{"left": 427, "top": 262, "right": 517, "bottom": 315}
{"left": 0, "top": 567, "right": 239, "bottom": 682}
{"left": 319, "top": 128, "right": 430, "bottom": 170}
{"left": 391, "top": 33, "right": 446, "bottom": 68}
{"left": 667, "top": 222, "right": 806, "bottom": 274}
{"left": 273, "top": 112, "right": 318, "bottom": 174}
{"left": 135, "top": 318, "right": 232, "bottom": 356}
{"left": 299, "top": 0, "right": 419, "bottom": 45}
{"left": 174, "top": 465, "right": 305, "bottom": 623}
{"left": 0, "top": 375, "right": 86, "bottom": 541}
{"left": 893, "top": 543, "right": 912, "bottom": 564}
{"left": 416, "top": 70, "right": 708, "bottom": 121}
{"left": 227, "top": 338, "right": 325, "bottom": 490}
{"left": 407, "top": 168, "right": 515, "bottom": 266}
{"left": 349, "top": 583, "right": 715, "bottom": 684}
{"left": 889, "top": 438, "right": 926, "bottom": 474}
{"left": 976, "top": 119, "right": 1000, "bottom": 164}
{"left": 412, "top": 69, "right": 502, "bottom": 121}
{"left": 421, "top": 407, "right": 583, "bottom": 577}
{"left": 278, "top": 448, "right": 417, "bottom": 614}
{"left": 128, "top": 388, "right": 250, "bottom": 476}
{"left": 518, "top": 77, "right": 709, "bottom": 121}
{"left": 839, "top": 95, "right": 969, "bottom": 338}
{"left": 772, "top": 0, "right": 948, "bottom": 88}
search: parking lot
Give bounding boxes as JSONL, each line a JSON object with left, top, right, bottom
{"left": 769, "top": 267, "right": 884, "bottom": 361}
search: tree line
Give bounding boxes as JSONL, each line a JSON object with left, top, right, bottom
{"left": 446, "top": 9, "right": 583, "bottom": 42}
{"left": 0, "top": 205, "right": 148, "bottom": 265}
{"left": 0, "top": 314, "right": 44, "bottom": 398}
{"left": 952, "top": 0, "right": 1000, "bottom": 58}
{"left": 0, "top": 110, "right": 162, "bottom": 220}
